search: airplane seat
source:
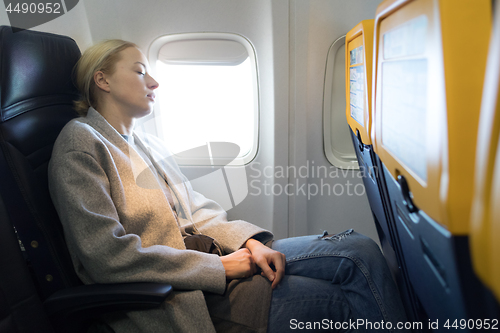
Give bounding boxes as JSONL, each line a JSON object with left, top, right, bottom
{"left": 0, "top": 194, "right": 54, "bottom": 333}
{"left": 345, "top": 19, "right": 422, "bottom": 323}
{"left": 372, "top": 0, "right": 499, "bottom": 327}
{"left": 0, "top": 25, "right": 82, "bottom": 299}
{"left": 0, "top": 26, "right": 172, "bottom": 333}
{"left": 470, "top": 0, "right": 500, "bottom": 308}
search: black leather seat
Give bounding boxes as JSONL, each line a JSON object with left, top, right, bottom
{"left": 0, "top": 194, "right": 54, "bottom": 333}
{"left": 0, "top": 26, "right": 172, "bottom": 333}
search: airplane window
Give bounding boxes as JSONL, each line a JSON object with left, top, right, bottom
{"left": 148, "top": 34, "right": 259, "bottom": 166}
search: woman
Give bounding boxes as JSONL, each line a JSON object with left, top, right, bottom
{"left": 48, "top": 39, "right": 407, "bottom": 332}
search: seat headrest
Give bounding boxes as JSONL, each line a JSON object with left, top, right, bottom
{"left": 0, "top": 26, "right": 81, "bottom": 123}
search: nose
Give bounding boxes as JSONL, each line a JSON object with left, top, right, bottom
{"left": 147, "top": 74, "right": 159, "bottom": 90}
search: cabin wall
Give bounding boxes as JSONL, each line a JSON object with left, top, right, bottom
{"left": 288, "top": 0, "right": 382, "bottom": 238}
{"left": 1, "top": 0, "right": 382, "bottom": 242}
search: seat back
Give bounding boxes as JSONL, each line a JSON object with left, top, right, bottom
{"left": 345, "top": 19, "right": 396, "bottom": 257}
{"left": 345, "top": 20, "right": 373, "bottom": 148}
{"left": 371, "top": 0, "right": 497, "bottom": 324}
{"left": 471, "top": 0, "right": 500, "bottom": 304}
{"left": 345, "top": 19, "right": 422, "bottom": 323}
{"left": 0, "top": 26, "right": 81, "bottom": 299}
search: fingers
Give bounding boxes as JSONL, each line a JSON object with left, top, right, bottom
{"left": 259, "top": 260, "right": 276, "bottom": 284}
{"left": 236, "top": 248, "right": 257, "bottom": 278}
{"left": 254, "top": 251, "right": 286, "bottom": 289}
{"left": 243, "top": 239, "right": 287, "bottom": 288}
{"left": 220, "top": 248, "right": 257, "bottom": 280}
{"left": 271, "top": 252, "right": 286, "bottom": 289}
{"left": 248, "top": 252, "right": 258, "bottom": 276}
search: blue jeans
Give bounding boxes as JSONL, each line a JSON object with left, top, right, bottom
{"left": 267, "top": 230, "right": 408, "bottom": 332}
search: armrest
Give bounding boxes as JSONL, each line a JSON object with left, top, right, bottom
{"left": 44, "top": 282, "right": 173, "bottom": 332}
{"left": 44, "top": 282, "right": 173, "bottom": 316}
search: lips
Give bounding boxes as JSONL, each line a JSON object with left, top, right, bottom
{"left": 147, "top": 93, "right": 156, "bottom": 101}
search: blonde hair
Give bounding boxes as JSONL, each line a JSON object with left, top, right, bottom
{"left": 73, "top": 39, "right": 138, "bottom": 116}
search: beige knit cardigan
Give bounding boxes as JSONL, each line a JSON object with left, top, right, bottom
{"left": 48, "top": 107, "right": 273, "bottom": 332}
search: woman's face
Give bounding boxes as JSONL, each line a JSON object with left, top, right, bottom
{"left": 105, "top": 47, "right": 159, "bottom": 119}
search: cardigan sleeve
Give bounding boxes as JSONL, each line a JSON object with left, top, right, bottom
{"left": 49, "top": 150, "right": 227, "bottom": 294}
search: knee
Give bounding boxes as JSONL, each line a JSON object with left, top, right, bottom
{"left": 341, "top": 231, "right": 386, "bottom": 265}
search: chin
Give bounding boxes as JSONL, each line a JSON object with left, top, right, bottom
{"left": 136, "top": 107, "right": 154, "bottom": 119}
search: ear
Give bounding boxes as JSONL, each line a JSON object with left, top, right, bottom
{"left": 94, "top": 71, "right": 111, "bottom": 93}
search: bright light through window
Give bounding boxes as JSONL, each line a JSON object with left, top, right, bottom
{"left": 155, "top": 58, "right": 256, "bottom": 160}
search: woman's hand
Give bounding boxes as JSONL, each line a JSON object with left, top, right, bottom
{"left": 220, "top": 248, "right": 258, "bottom": 280}
{"left": 244, "top": 238, "right": 286, "bottom": 289}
